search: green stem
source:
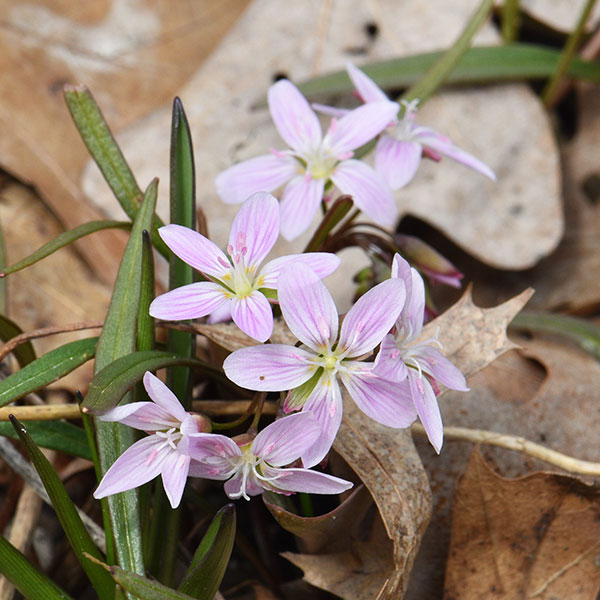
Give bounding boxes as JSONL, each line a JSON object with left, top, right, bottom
{"left": 501, "top": 0, "right": 520, "bottom": 43}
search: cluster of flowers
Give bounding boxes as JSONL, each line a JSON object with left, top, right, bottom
{"left": 94, "top": 64, "right": 491, "bottom": 509}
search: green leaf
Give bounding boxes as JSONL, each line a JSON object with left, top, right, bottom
{"left": 303, "top": 195, "right": 354, "bottom": 253}
{"left": 178, "top": 504, "right": 236, "bottom": 598}
{"left": 0, "top": 337, "right": 97, "bottom": 408}
{"left": 63, "top": 86, "right": 168, "bottom": 257}
{"left": 0, "top": 420, "right": 91, "bottom": 460}
{"left": 295, "top": 43, "right": 600, "bottom": 99}
{"left": 83, "top": 351, "right": 224, "bottom": 415}
{"left": 0, "top": 220, "right": 131, "bottom": 277}
{"left": 10, "top": 417, "right": 114, "bottom": 598}
{"left": 0, "top": 536, "right": 74, "bottom": 600}
{"left": 93, "top": 179, "right": 158, "bottom": 576}
{"left": 0, "top": 314, "right": 36, "bottom": 367}
{"left": 107, "top": 565, "right": 199, "bottom": 600}
{"left": 136, "top": 230, "right": 155, "bottom": 355}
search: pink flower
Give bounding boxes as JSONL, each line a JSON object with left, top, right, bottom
{"left": 93, "top": 372, "right": 209, "bottom": 509}
{"left": 149, "top": 192, "right": 339, "bottom": 342}
{"left": 317, "top": 63, "right": 495, "bottom": 190}
{"left": 187, "top": 412, "right": 353, "bottom": 500}
{"left": 374, "top": 254, "right": 469, "bottom": 453}
{"left": 215, "top": 79, "right": 399, "bottom": 240}
{"left": 223, "top": 263, "right": 415, "bottom": 467}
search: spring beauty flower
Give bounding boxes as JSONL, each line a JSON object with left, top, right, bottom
{"left": 216, "top": 79, "right": 399, "bottom": 240}
{"left": 317, "top": 62, "right": 495, "bottom": 190}
{"left": 374, "top": 254, "right": 469, "bottom": 453}
{"left": 223, "top": 263, "right": 416, "bottom": 467}
{"left": 149, "top": 192, "right": 339, "bottom": 342}
{"left": 187, "top": 412, "right": 353, "bottom": 500}
{"left": 93, "top": 372, "right": 209, "bottom": 509}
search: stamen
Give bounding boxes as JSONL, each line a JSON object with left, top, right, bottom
{"left": 218, "top": 256, "right": 231, "bottom": 269}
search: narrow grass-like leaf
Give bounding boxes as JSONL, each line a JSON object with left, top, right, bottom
{"left": 0, "top": 220, "right": 131, "bottom": 277}
{"left": 63, "top": 86, "right": 168, "bottom": 257}
{"left": 136, "top": 230, "right": 155, "bottom": 356}
{"left": 83, "top": 351, "right": 225, "bottom": 415}
{"left": 0, "top": 420, "right": 91, "bottom": 460}
{"left": 0, "top": 337, "right": 97, "bottom": 408}
{"left": 10, "top": 416, "right": 114, "bottom": 598}
{"left": 108, "top": 566, "right": 199, "bottom": 600}
{"left": 0, "top": 536, "right": 74, "bottom": 600}
{"left": 304, "top": 195, "right": 354, "bottom": 253}
{"left": 295, "top": 44, "right": 600, "bottom": 99}
{"left": 178, "top": 504, "right": 236, "bottom": 598}
{"left": 0, "top": 314, "right": 36, "bottom": 367}
{"left": 93, "top": 180, "right": 158, "bottom": 577}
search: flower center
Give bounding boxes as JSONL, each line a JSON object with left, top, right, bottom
{"left": 154, "top": 427, "right": 183, "bottom": 450}
{"left": 226, "top": 236, "right": 259, "bottom": 299}
{"left": 388, "top": 99, "right": 420, "bottom": 142}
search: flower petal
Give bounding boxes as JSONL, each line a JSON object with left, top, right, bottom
{"left": 93, "top": 436, "right": 171, "bottom": 499}
{"left": 417, "top": 345, "right": 469, "bottom": 391}
{"left": 223, "top": 344, "right": 316, "bottom": 392}
{"left": 408, "top": 371, "right": 443, "bottom": 453}
{"left": 311, "top": 103, "right": 349, "bottom": 118}
{"left": 268, "top": 79, "right": 322, "bottom": 153}
{"left": 263, "top": 465, "right": 353, "bottom": 495}
{"left": 224, "top": 472, "right": 264, "bottom": 499}
{"left": 187, "top": 433, "right": 241, "bottom": 479}
{"left": 230, "top": 291, "right": 273, "bottom": 342}
{"left": 98, "top": 402, "right": 180, "bottom": 431}
{"left": 259, "top": 252, "right": 340, "bottom": 289}
{"left": 327, "top": 101, "right": 398, "bottom": 156}
{"left": 373, "top": 334, "right": 408, "bottom": 383}
{"left": 338, "top": 278, "right": 405, "bottom": 357}
{"left": 340, "top": 364, "right": 417, "bottom": 428}
{"left": 251, "top": 412, "right": 321, "bottom": 466}
{"left": 215, "top": 153, "right": 297, "bottom": 205}
{"left": 143, "top": 372, "right": 188, "bottom": 422}
{"left": 301, "top": 373, "right": 343, "bottom": 468}
{"left": 392, "top": 254, "right": 424, "bottom": 336}
{"left": 228, "top": 192, "right": 279, "bottom": 269}
{"left": 346, "top": 62, "right": 390, "bottom": 103}
{"left": 158, "top": 225, "right": 230, "bottom": 279}
{"left": 278, "top": 263, "right": 338, "bottom": 352}
{"left": 160, "top": 451, "right": 190, "bottom": 508}
{"left": 330, "top": 159, "right": 396, "bottom": 227}
{"left": 279, "top": 175, "right": 325, "bottom": 241}
{"left": 374, "top": 135, "right": 422, "bottom": 189}
{"left": 149, "top": 282, "right": 229, "bottom": 321}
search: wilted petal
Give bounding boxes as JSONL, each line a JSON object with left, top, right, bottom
{"left": 375, "top": 135, "right": 422, "bottom": 189}
{"left": 408, "top": 371, "right": 443, "bottom": 453}
{"left": 339, "top": 278, "right": 405, "bottom": 357}
{"left": 278, "top": 263, "right": 338, "bottom": 352}
{"left": 373, "top": 334, "right": 408, "bottom": 383}
{"left": 149, "top": 282, "right": 228, "bottom": 321}
{"left": 230, "top": 291, "right": 273, "bottom": 342}
{"left": 263, "top": 465, "right": 353, "bottom": 495}
{"left": 228, "top": 192, "right": 279, "bottom": 268}
{"left": 330, "top": 159, "right": 396, "bottom": 227}
{"left": 340, "top": 365, "right": 417, "bottom": 428}
{"left": 327, "top": 101, "right": 398, "bottom": 155}
{"left": 417, "top": 345, "right": 469, "bottom": 391}
{"left": 346, "top": 62, "right": 390, "bottom": 104}
{"left": 161, "top": 451, "right": 191, "bottom": 508}
{"left": 251, "top": 412, "right": 321, "bottom": 466}
{"left": 143, "top": 372, "right": 188, "bottom": 423}
{"left": 215, "top": 154, "right": 297, "bottom": 205}
{"left": 223, "top": 344, "right": 315, "bottom": 392}
{"left": 268, "top": 79, "right": 322, "bottom": 153}
{"left": 279, "top": 175, "right": 325, "bottom": 241}
{"left": 158, "top": 225, "right": 230, "bottom": 279}
{"left": 259, "top": 252, "right": 340, "bottom": 289}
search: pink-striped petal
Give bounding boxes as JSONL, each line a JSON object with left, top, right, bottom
{"left": 408, "top": 370, "right": 443, "bottom": 453}
{"left": 268, "top": 79, "right": 322, "bottom": 153}
{"left": 251, "top": 412, "right": 321, "bottom": 466}
{"left": 417, "top": 345, "right": 469, "bottom": 391}
{"left": 259, "top": 252, "right": 340, "bottom": 289}
{"left": 158, "top": 225, "right": 230, "bottom": 278}
{"left": 327, "top": 101, "right": 398, "bottom": 156}
{"left": 374, "top": 135, "right": 422, "bottom": 189}
{"left": 338, "top": 278, "right": 405, "bottom": 357}
{"left": 340, "top": 365, "right": 417, "bottom": 428}
{"left": 230, "top": 291, "right": 273, "bottom": 342}
{"left": 330, "top": 160, "right": 396, "bottom": 227}
{"left": 215, "top": 153, "right": 297, "bottom": 205}
{"left": 206, "top": 302, "right": 232, "bottom": 324}
{"left": 99, "top": 402, "right": 180, "bottom": 431}
{"left": 161, "top": 451, "right": 191, "bottom": 508}
{"left": 228, "top": 192, "right": 279, "bottom": 269}
{"left": 143, "top": 372, "right": 188, "bottom": 422}
{"left": 373, "top": 334, "right": 408, "bottom": 383}
{"left": 301, "top": 373, "right": 343, "bottom": 468}
{"left": 311, "top": 103, "right": 349, "bottom": 118}
{"left": 149, "top": 282, "right": 229, "bottom": 321}
{"left": 392, "top": 255, "right": 424, "bottom": 336}
{"left": 346, "top": 62, "right": 389, "bottom": 104}
{"left": 223, "top": 344, "right": 316, "bottom": 392}
{"left": 279, "top": 175, "right": 325, "bottom": 241}
{"left": 278, "top": 263, "right": 338, "bottom": 352}
{"left": 187, "top": 433, "right": 241, "bottom": 479}
{"left": 93, "top": 436, "right": 171, "bottom": 499}
{"left": 263, "top": 465, "right": 353, "bottom": 494}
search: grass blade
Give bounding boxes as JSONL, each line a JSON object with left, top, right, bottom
{"left": 0, "top": 314, "right": 36, "bottom": 367}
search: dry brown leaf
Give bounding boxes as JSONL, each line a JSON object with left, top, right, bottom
{"left": 444, "top": 448, "right": 600, "bottom": 599}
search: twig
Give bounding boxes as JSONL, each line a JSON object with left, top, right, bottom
{"left": 412, "top": 423, "right": 600, "bottom": 476}
{"left": 0, "top": 404, "right": 82, "bottom": 421}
